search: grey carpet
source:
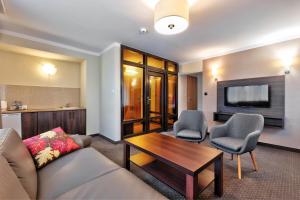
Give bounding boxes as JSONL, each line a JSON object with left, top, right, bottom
{"left": 90, "top": 134, "right": 300, "bottom": 200}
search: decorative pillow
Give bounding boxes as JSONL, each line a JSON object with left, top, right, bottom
{"left": 23, "top": 127, "right": 81, "bottom": 169}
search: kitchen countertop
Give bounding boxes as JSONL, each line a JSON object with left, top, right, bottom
{"left": 1, "top": 107, "right": 86, "bottom": 114}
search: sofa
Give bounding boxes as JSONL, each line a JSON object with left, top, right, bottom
{"left": 0, "top": 128, "right": 166, "bottom": 200}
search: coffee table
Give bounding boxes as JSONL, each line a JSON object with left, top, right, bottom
{"left": 123, "top": 133, "right": 223, "bottom": 200}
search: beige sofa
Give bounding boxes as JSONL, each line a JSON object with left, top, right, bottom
{"left": 0, "top": 128, "right": 166, "bottom": 200}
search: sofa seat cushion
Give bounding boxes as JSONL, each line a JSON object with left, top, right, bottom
{"left": 69, "top": 134, "right": 92, "bottom": 148}
{"left": 37, "top": 147, "right": 120, "bottom": 199}
{"left": 177, "top": 129, "right": 201, "bottom": 139}
{"left": 211, "top": 137, "right": 244, "bottom": 152}
{"left": 55, "top": 168, "right": 167, "bottom": 200}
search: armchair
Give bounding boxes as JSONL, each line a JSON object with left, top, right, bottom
{"left": 174, "top": 110, "right": 208, "bottom": 142}
{"left": 210, "top": 113, "right": 264, "bottom": 179}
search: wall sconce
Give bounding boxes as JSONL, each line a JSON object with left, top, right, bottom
{"left": 277, "top": 48, "right": 297, "bottom": 75}
{"left": 211, "top": 64, "right": 219, "bottom": 81}
{"left": 42, "top": 63, "right": 57, "bottom": 76}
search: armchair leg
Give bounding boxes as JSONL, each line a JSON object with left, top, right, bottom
{"left": 237, "top": 155, "right": 242, "bottom": 179}
{"left": 250, "top": 151, "right": 258, "bottom": 171}
{"left": 231, "top": 154, "right": 233, "bottom": 160}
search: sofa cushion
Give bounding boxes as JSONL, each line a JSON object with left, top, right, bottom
{"left": 55, "top": 168, "right": 167, "bottom": 200}
{"left": 177, "top": 129, "right": 201, "bottom": 139}
{"left": 0, "top": 155, "right": 30, "bottom": 200}
{"left": 69, "top": 134, "right": 92, "bottom": 148}
{"left": 37, "top": 147, "right": 120, "bottom": 199}
{"left": 211, "top": 137, "right": 244, "bottom": 152}
{"left": 0, "top": 128, "right": 37, "bottom": 199}
{"left": 23, "top": 127, "right": 81, "bottom": 169}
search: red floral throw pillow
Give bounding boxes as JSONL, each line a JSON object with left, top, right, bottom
{"left": 23, "top": 127, "right": 81, "bottom": 169}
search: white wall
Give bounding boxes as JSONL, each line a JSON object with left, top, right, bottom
{"left": 99, "top": 45, "right": 121, "bottom": 141}
{"left": 197, "top": 73, "right": 203, "bottom": 110}
{"left": 203, "top": 38, "right": 300, "bottom": 150}
{"left": 0, "top": 33, "right": 101, "bottom": 135}
{"left": 178, "top": 59, "right": 204, "bottom": 114}
{"left": 179, "top": 60, "right": 203, "bottom": 74}
{"left": 178, "top": 75, "right": 187, "bottom": 115}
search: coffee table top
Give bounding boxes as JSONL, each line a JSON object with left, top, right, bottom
{"left": 124, "top": 133, "right": 223, "bottom": 175}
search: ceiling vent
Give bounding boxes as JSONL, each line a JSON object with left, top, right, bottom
{"left": 0, "top": 0, "right": 7, "bottom": 15}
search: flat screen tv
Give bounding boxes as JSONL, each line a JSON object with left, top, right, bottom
{"left": 225, "top": 84, "right": 270, "bottom": 107}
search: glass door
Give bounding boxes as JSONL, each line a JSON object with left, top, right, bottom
{"left": 146, "top": 72, "right": 164, "bottom": 132}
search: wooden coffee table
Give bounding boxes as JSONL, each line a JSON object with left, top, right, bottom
{"left": 123, "top": 133, "right": 223, "bottom": 200}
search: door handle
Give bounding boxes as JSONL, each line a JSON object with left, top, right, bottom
{"left": 147, "top": 97, "right": 151, "bottom": 104}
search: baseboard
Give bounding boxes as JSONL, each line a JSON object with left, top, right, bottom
{"left": 93, "top": 133, "right": 121, "bottom": 144}
{"left": 258, "top": 142, "right": 300, "bottom": 153}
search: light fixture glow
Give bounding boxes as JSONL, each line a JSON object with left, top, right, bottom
{"left": 277, "top": 48, "right": 298, "bottom": 75}
{"left": 154, "top": 0, "right": 189, "bottom": 35}
{"left": 42, "top": 63, "right": 57, "bottom": 76}
{"left": 131, "top": 78, "right": 137, "bottom": 87}
{"left": 211, "top": 63, "right": 220, "bottom": 81}
{"left": 125, "top": 67, "right": 138, "bottom": 76}
{"left": 143, "top": 0, "right": 197, "bottom": 9}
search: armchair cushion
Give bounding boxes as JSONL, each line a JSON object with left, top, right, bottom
{"left": 211, "top": 137, "right": 244, "bottom": 152}
{"left": 176, "top": 129, "right": 202, "bottom": 139}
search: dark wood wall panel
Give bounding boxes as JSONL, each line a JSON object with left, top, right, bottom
{"left": 217, "top": 76, "right": 285, "bottom": 118}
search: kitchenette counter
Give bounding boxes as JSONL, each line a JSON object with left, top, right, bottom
{"left": 1, "top": 107, "right": 86, "bottom": 114}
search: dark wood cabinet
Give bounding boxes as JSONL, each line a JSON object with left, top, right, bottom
{"left": 22, "top": 112, "right": 38, "bottom": 139}
{"left": 37, "top": 112, "right": 54, "bottom": 134}
{"left": 22, "top": 109, "right": 86, "bottom": 139}
{"left": 52, "top": 111, "right": 64, "bottom": 128}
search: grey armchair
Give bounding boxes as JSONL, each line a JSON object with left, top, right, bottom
{"left": 174, "top": 110, "right": 208, "bottom": 142}
{"left": 210, "top": 113, "right": 264, "bottom": 179}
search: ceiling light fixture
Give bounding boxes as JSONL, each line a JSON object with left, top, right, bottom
{"left": 154, "top": 0, "right": 189, "bottom": 35}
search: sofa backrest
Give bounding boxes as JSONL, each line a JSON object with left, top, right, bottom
{"left": 0, "top": 155, "right": 30, "bottom": 199}
{"left": 0, "top": 128, "right": 37, "bottom": 199}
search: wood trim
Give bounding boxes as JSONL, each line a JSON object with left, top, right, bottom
{"left": 258, "top": 142, "right": 300, "bottom": 153}
{"left": 96, "top": 134, "right": 121, "bottom": 144}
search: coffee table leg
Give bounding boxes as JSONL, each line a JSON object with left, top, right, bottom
{"left": 123, "top": 143, "right": 130, "bottom": 170}
{"left": 186, "top": 174, "right": 198, "bottom": 200}
{"left": 214, "top": 155, "right": 223, "bottom": 197}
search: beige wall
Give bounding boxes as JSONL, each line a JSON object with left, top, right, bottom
{"left": 0, "top": 33, "right": 100, "bottom": 135}
{"left": 4, "top": 85, "right": 80, "bottom": 109}
{"left": 203, "top": 38, "right": 300, "bottom": 149}
{"left": 0, "top": 50, "right": 81, "bottom": 88}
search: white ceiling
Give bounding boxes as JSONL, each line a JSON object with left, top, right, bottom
{"left": 1, "top": 0, "right": 300, "bottom": 63}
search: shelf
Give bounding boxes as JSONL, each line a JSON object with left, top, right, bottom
{"left": 213, "top": 112, "right": 284, "bottom": 128}
{"left": 130, "top": 152, "right": 215, "bottom": 195}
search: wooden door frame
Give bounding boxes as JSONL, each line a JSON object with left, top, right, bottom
{"left": 120, "top": 45, "right": 179, "bottom": 139}
{"left": 146, "top": 70, "right": 165, "bottom": 133}
{"left": 187, "top": 75, "right": 198, "bottom": 110}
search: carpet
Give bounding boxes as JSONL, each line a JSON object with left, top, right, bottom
{"left": 90, "top": 134, "right": 300, "bottom": 200}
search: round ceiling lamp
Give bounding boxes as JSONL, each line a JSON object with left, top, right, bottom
{"left": 154, "top": 0, "right": 189, "bottom": 35}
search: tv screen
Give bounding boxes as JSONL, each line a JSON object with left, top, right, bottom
{"left": 225, "top": 84, "right": 270, "bottom": 107}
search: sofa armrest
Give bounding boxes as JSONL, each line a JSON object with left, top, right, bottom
{"left": 69, "top": 134, "right": 92, "bottom": 148}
